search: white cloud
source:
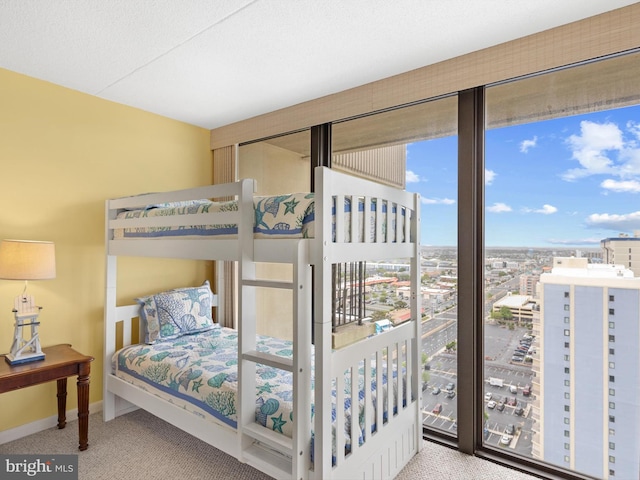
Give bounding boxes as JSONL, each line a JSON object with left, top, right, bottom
{"left": 617, "top": 145, "right": 640, "bottom": 177}
{"left": 522, "top": 204, "right": 557, "bottom": 214}
{"left": 520, "top": 136, "right": 538, "bottom": 153}
{"left": 627, "top": 120, "right": 640, "bottom": 142}
{"left": 561, "top": 120, "right": 624, "bottom": 181}
{"left": 421, "top": 197, "right": 455, "bottom": 205}
{"left": 485, "top": 169, "right": 496, "bottom": 185}
{"left": 406, "top": 170, "right": 421, "bottom": 183}
{"left": 585, "top": 211, "right": 640, "bottom": 231}
{"left": 601, "top": 179, "right": 640, "bottom": 193}
{"left": 487, "top": 202, "right": 512, "bottom": 213}
{"left": 535, "top": 204, "right": 558, "bottom": 214}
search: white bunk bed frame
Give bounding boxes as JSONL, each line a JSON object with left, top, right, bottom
{"left": 104, "top": 166, "right": 422, "bottom": 480}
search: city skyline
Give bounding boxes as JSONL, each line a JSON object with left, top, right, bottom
{"left": 406, "top": 104, "right": 640, "bottom": 248}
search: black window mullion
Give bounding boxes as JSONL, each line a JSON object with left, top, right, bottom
{"left": 309, "top": 123, "right": 332, "bottom": 344}
{"left": 310, "top": 123, "right": 332, "bottom": 189}
{"left": 457, "top": 86, "right": 485, "bottom": 455}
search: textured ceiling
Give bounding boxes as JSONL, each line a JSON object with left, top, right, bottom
{"left": 0, "top": 1, "right": 636, "bottom": 129}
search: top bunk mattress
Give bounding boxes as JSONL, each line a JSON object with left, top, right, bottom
{"left": 113, "top": 193, "right": 404, "bottom": 242}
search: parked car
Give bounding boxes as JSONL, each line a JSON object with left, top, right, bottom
{"left": 523, "top": 384, "right": 531, "bottom": 396}
{"left": 432, "top": 403, "right": 442, "bottom": 414}
{"left": 507, "top": 397, "right": 517, "bottom": 406}
{"left": 446, "top": 390, "right": 456, "bottom": 399}
{"left": 484, "top": 392, "right": 493, "bottom": 401}
{"left": 446, "top": 382, "right": 455, "bottom": 392}
{"left": 504, "top": 424, "right": 515, "bottom": 435}
{"left": 509, "top": 385, "right": 518, "bottom": 394}
{"left": 496, "top": 402, "right": 505, "bottom": 412}
{"left": 432, "top": 387, "right": 441, "bottom": 395}
{"left": 514, "top": 407, "right": 524, "bottom": 416}
{"left": 499, "top": 434, "right": 511, "bottom": 446}
{"left": 487, "top": 400, "right": 497, "bottom": 409}
{"left": 511, "top": 356, "right": 523, "bottom": 362}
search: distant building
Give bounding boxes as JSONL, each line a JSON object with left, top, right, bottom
{"left": 368, "top": 262, "right": 410, "bottom": 272}
{"left": 364, "top": 276, "right": 397, "bottom": 286}
{"left": 601, "top": 232, "right": 640, "bottom": 276}
{"left": 520, "top": 274, "right": 540, "bottom": 296}
{"left": 422, "top": 259, "right": 439, "bottom": 272}
{"left": 488, "top": 270, "right": 510, "bottom": 282}
{"left": 576, "top": 249, "right": 602, "bottom": 262}
{"left": 532, "top": 257, "right": 640, "bottom": 479}
{"left": 492, "top": 293, "right": 537, "bottom": 323}
{"left": 421, "top": 286, "right": 454, "bottom": 302}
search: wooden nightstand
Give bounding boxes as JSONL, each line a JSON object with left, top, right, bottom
{"left": 0, "top": 344, "right": 94, "bottom": 450}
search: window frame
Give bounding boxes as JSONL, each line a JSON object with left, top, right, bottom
{"left": 451, "top": 49, "right": 640, "bottom": 479}
{"left": 234, "top": 44, "right": 640, "bottom": 480}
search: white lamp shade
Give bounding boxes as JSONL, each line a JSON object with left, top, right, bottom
{"left": 0, "top": 239, "right": 56, "bottom": 280}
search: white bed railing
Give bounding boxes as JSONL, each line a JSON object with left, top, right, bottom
{"left": 105, "top": 178, "right": 256, "bottom": 261}
{"left": 103, "top": 307, "right": 419, "bottom": 480}
{"left": 105, "top": 167, "right": 418, "bottom": 264}
{"left": 311, "top": 167, "right": 421, "bottom": 479}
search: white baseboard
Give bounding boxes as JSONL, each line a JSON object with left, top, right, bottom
{"left": 0, "top": 401, "right": 103, "bottom": 445}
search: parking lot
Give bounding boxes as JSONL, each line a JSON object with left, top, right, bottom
{"left": 422, "top": 324, "right": 535, "bottom": 456}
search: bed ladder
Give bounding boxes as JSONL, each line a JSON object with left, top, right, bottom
{"left": 238, "top": 240, "right": 312, "bottom": 480}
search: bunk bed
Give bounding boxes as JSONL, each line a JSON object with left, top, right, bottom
{"left": 103, "top": 166, "right": 422, "bottom": 480}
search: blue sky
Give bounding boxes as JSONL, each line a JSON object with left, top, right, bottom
{"left": 406, "top": 104, "right": 640, "bottom": 247}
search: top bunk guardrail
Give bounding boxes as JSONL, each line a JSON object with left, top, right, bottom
{"left": 105, "top": 178, "right": 256, "bottom": 260}
{"left": 105, "top": 167, "right": 419, "bottom": 263}
{"left": 313, "top": 166, "right": 420, "bottom": 264}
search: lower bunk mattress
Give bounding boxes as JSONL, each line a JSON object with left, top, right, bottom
{"left": 111, "top": 325, "right": 403, "bottom": 461}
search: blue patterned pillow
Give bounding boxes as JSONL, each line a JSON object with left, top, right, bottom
{"left": 137, "top": 280, "right": 215, "bottom": 344}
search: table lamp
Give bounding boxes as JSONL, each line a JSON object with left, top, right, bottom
{"left": 0, "top": 239, "right": 56, "bottom": 365}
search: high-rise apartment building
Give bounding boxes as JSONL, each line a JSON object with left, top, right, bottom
{"left": 532, "top": 257, "right": 640, "bottom": 479}
{"left": 519, "top": 273, "right": 540, "bottom": 296}
{"left": 601, "top": 232, "right": 640, "bottom": 277}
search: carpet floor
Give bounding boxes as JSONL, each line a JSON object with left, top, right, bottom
{"left": 0, "top": 409, "right": 542, "bottom": 479}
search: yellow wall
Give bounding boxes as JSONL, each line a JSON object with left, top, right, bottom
{"left": 0, "top": 68, "right": 212, "bottom": 432}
